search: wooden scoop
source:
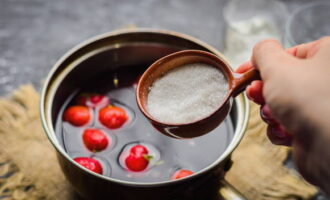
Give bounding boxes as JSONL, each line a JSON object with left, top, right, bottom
{"left": 136, "top": 50, "right": 260, "bottom": 138}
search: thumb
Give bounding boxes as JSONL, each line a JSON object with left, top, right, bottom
{"left": 252, "top": 39, "right": 296, "bottom": 81}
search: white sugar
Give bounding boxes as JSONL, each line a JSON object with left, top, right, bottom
{"left": 147, "top": 63, "right": 228, "bottom": 124}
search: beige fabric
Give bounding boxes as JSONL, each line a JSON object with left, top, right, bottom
{"left": 0, "top": 85, "right": 74, "bottom": 199}
{"left": 0, "top": 85, "right": 317, "bottom": 199}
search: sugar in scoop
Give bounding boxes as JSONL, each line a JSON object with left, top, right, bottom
{"left": 138, "top": 50, "right": 260, "bottom": 138}
{"left": 147, "top": 63, "right": 228, "bottom": 124}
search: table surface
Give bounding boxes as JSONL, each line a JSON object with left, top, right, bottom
{"left": 0, "top": 0, "right": 327, "bottom": 199}
{"left": 0, "top": 0, "right": 313, "bottom": 95}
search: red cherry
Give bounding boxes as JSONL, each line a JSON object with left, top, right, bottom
{"left": 77, "top": 94, "right": 109, "bottom": 108}
{"left": 99, "top": 106, "right": 128, "bottom": 129}
{"left": 125, "top": 154, "right": 149, "bottom": 172}
{"left": 171, "top": 169, "right": 193, "bottom": 180}
{"left": 124, "top": 145, "right": 150, "bottom": 172}
{"left": 130, "top": 145, "right": 148, "bottom": 156}
{"left": 90, "top": 95, "right": 104, "bottom": 104}
{"left": 74, "top": 157, "right": 103, "bottom": 174}
{"left": 63, "top": 106, "right": 90, "bottom": 126}
{"left": 83, "top": 129, "right": 109, "bottom": 152}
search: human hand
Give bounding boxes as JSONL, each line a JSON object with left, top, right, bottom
{"left": 237, "top": 37, "right": 330, "bottom": 191}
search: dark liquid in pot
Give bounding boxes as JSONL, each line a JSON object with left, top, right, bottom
{"left": 55, "top": 66, "right": 234, "bottom": 183}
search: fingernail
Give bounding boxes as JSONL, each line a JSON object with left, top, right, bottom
{"left": 260, "top": 105, "right": 277, "bottom": 125}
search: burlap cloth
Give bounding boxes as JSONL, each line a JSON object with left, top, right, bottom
{"left": 0, "top": 85, "right": 317, "bottom": 200}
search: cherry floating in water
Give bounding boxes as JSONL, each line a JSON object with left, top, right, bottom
{"left": 99, "top": 106, "right": 128, "bottom": 129}
{"left": 83, "top": 128, "right": 109, "bottom": 152}
{"left": 125, "top": 145, "right": 151, "bottom": 172}
{"left": 63, "top": 106, "right": 91, "bottom": 126}
{"left": 74, "top": 157, "right": 103, "bottom": 174}
{"left": 76, "top": 93, "right": 109, "bottom": 108}
{"left": 171, "top": 169, "right": 193, "bottom": 180}
{"left": 125, "top": 154, "right": 149, "bottom": 172}
{"left": 130, "top": 145, "right": 148, "bottom": 156}
{"left": 119, "top": 142, "right": 161, "bottom": 173}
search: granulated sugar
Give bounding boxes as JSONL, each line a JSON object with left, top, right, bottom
{"left": 147, "top": 63, "right": 228, "bottom": 124}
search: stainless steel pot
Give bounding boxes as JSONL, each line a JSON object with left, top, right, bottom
{"left": 40, "top": 29, "right": 249, "bottom": 200}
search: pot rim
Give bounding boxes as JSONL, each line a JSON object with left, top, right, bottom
{"left": 40, "top": 28, "right": 249, "bottom": 187}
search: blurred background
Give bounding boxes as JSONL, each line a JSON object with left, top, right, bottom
{"left": 0, "top": 0, "right": 324, "bottom": 95}
{"left": 1, "top": 0, "right": 330, "bottom": 199}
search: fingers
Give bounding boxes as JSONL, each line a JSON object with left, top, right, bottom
{"left": 286, "top": 40, "right": 321, "bottom": 59}
{"left": 252, "top": 39, "right": 285, "bottom": 70}
{"left": 236, "top": 62, "right": 265, "bottom": 105}
{"left": 252, "top": 39, "right": 296, "bottom": 80}
{"left": 260, "top": 105, "right": 276, "bottom": 125}
{"left": 267, "top": 125, "right": 293, "bottom": 146}
{"left": 247, "top": 37, "right": 326, "bottom": 80}
{"left": 236, "top": 61, "right": 253, "bottom": 73}
{"left": 262, "top": 105, "right": 293, "bottom": 146}
{"left": 246, "top": 81, "right": 265, "bottom": 105}
{"left": 313, "top": 36, "right": 330, "bottom": 60}
{"left": 240, "top": 38, "right": 327, "bottom": 148}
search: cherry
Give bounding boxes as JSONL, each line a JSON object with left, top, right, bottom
{"left": 63, "top": 106, "right": 90, "bottom": 126}
{"left": 171, "top": 169, "right": 193, "bottom": 180}
{"left": 76, "top": 94, "right": 109, "bottom": 108}
{"left": 74, "top": 157, "right": 103, "bottom": 174}
{"left": 125, "top": 145, "right": 150, "bottom": 172}
{"left": 99, "top": 106, "right": 128, "bottom": 129}
{"left": 90, "top": 95, "right": 103, "bottom": 104}
{"left": 125, "top": 154, "right": 149, "bottom": 172}
{"left": 83, "top": 128, "right": 109, "bottom": 152}
{"left": 130, "top": 145, "right": 148, "bottom": 155}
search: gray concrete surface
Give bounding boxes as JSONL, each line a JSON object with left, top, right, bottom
{"left": 0, "top": 0, "right": 328, "bottom": 199}
{"left": 0, "top": 0, "right": 312, "bottom": 95}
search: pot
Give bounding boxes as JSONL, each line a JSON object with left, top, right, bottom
{"left": 40, "top": 29, "right": 249, "bottom": 200}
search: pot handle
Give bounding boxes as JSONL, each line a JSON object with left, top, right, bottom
{"left": 219, "top": 180, "right": 247, "bottom": 200}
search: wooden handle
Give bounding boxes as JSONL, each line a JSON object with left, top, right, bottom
{"left": 231, "top": 68, "right": 261, "bottom": 97}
